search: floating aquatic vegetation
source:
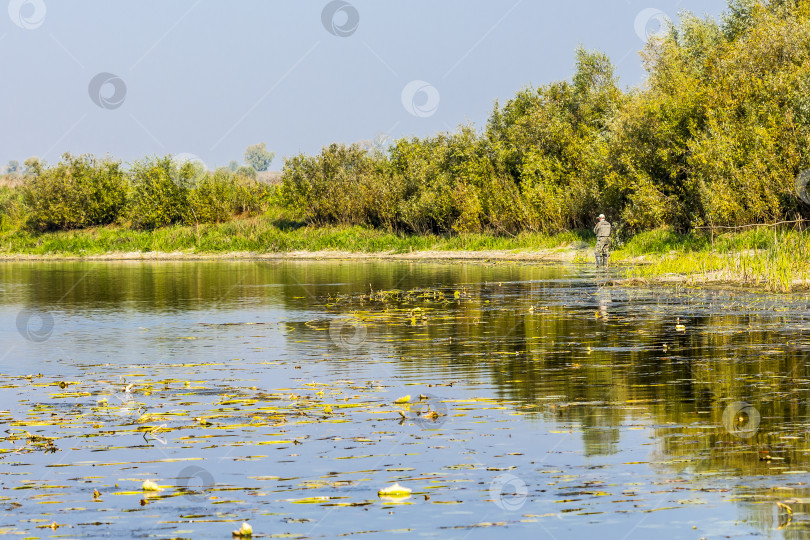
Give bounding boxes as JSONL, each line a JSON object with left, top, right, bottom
{"left": 232, "top": 521, "right": 252, "bottom": 537}
{"left": 2, "top": 261, "right": 810, "bottom": 537}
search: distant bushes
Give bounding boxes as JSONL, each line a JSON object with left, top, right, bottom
{"left": 18, "top": 153, "right": 268, "bottom": 231}
{"left": 22, "top": 154, "right": 127, "bottom": 231}
{"left": 281, "top": 0, "right": 810, "bottom": 237}
{"left": 187, "top": 169, "right": 267, "bottom": 224}
{"left": 280, "top": 143, "right": 382, "bottom": 227}
{"left": 0, "top": 186, "right": 25, "bottom": 232}
{"left": 278, "top": 49, "right": 626, "bottom": 235}
{"left": 279, "top": 128, "right": 533, "bottom": 235}
{"left": 128, "top": 156, "right": 188, "bottom": 229}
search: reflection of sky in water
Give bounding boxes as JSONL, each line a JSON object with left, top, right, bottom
{"left": 1, "top": 261, "right": 809, "bottom": 538}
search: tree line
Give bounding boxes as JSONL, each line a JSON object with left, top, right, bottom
{"left": 0, "top": 144, "right": 277, "bottom": 232}
{"left": 0, "top": 155, "right": 269, "bottom": 232}
{"left": 280, "top": 0, "right": 810, "bottom": 237}
{"left": 5, "top": 142, "right": 275, "bottom": 177}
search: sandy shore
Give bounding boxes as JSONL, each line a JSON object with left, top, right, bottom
{"left": 0, "top": 247, "right": 588, "bottom": 262}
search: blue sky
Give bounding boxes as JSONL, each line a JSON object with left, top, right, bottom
{"left": 1, "top": 0, "right": 729, "bottom": 170}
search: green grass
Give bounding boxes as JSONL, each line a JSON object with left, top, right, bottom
{"left": 614, "top": 228, "right": 709, "bottom": 257}
{"left": 0, "top": 216, "right": 580, "bottom": 256}
{"left": 614, "top": 226, "right": 797, "bottom": 258}
{"left": 621, "top": 227, "right": 810, "bottom": 292}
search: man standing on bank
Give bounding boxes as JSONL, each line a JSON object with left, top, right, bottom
{"left": 593, "top": 214, "right": 611, "bottom": 268}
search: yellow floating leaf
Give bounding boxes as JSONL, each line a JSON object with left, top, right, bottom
{"left": 290, "top": 496, "right": 331, "bottom": 504}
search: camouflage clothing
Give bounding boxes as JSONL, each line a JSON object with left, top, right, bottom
{"left": 594, "top": 220, "right": 611, "bottom": 267}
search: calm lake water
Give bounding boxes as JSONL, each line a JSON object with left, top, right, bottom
{"left": 2, "top": 261, "right": 810, "bottom": 539}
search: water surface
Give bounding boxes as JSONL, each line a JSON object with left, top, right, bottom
{"left": 2, "top": 261, "right": 810, "bottom": 539}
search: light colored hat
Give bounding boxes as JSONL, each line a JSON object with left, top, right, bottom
{"left": 598, "top": 214, "right": 605, "bottom": 219}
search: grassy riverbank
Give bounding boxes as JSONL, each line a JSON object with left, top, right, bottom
{"left": 620, "top": 227, "right": 810, "bottom": 292}
{"left": 1, "top": 214, "right": 807, "bottom": 291}
{"left": 0, "top": 215, "right": 586, "bottom": 257}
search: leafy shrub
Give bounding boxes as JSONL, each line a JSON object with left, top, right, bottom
{"left": 0, "top": 186, "right": 25, "bottom": 231}
{"left": 1, "top": 154, "right": 271, "bottom": 233}
{"left": 185, "top": 170, "right": 268, "bottom": 225}
{"left": 280, "top": 143, "right": 384, "bottom": 226}
{"left": 128, "top": 156, "right": 189, "bottom": 229}
{"left": 22, "top": 153, "right": 128, "bottom": 231}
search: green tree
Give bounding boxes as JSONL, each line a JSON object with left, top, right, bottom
{"left": 244, "top": 143, "right": 275, "bottom": 171}
{"left": 486, "top": 48, "right": 620, "bottom": 232}
{"left": 6, "top": 160, "right": 19, "bottom": 174}
{"left": 22, "top": 153, "right": 128, "bottom": 231}
{"left": 128, "top": 156, "right": 189, "bottom": 229}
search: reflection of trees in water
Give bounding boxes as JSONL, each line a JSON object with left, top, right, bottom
{"left": 279, "top": 269, "right": 810, "bottom": 457}
{"left": 1, "top": 260, "right": 571, "bottom": 313}
{"left": 295, "top": 273, "right": 810, "bottom": 464}
{"left": 8, "top": 260, "right": 810, "bottom": 534}
{"left": 27, "top": 261, "right": 805, "bottom": 532}
{"left": 290, "top": 272, "right": 810, "bottom": 534}
{"left": 0, "top": 261, "right": 289, "bottom": 312}
{"left": 552, "top": 404, "right": 621, "bottom": 456}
